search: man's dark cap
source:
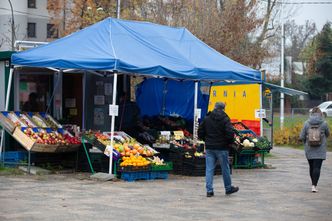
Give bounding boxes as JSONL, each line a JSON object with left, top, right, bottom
{"left": 214, "top": 102, "right": 225, "bottom": 110}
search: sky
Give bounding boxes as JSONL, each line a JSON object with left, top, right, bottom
{"left": 287, "top": 1, "right": 332, "bottom": 31}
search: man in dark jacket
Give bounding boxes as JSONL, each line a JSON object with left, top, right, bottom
{"left": 198, "top": 102, "right": 239, "bottom": 197}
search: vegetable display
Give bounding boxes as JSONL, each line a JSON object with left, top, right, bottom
{"left": 232, "top": 121, "right": 271, "bottom": 151}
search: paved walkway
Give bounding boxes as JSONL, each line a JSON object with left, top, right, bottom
{"left": 0, "top": 147, "right": 331, "bottom": 221}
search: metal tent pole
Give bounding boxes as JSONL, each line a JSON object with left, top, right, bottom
{"left": 109, "top": 73, "right": 118, "bottom": 174}
{"left": 82, "top": 71, "right": 86, "bottom": 130}
{"left": 0, "top": 67, "right": 14, "bottom": 162}
{"left": 260, "top": 84, "right": 263, "bottom": 136}
{"left": 271, "top": 92, "right": 274, "bottom": 148}
{"left": 193, "top": 81, "right": 198, "bottom": 144}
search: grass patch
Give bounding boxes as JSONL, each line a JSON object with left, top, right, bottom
{"left": 0, "top": 165, "right": 24, "bottom": 175}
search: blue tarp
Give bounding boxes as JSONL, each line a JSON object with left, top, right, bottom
{"left": 136, "top": 78, "right": 209, "bottom": 120}
{"left": 12, "top": 17, "right": 261, "bottom": 82}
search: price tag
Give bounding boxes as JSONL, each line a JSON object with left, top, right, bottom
{"left": 160, "top": 131, "right": 171, "bottom": 136}
{"left": 255, "top": 109, "right": 266, "bottom": 118}
{"left": 109, "top": 104, "right": 119, "bottom": 116}
{"left": 104, "top": 145, "right": 113, "bottom": 157}
{"left": 195, "top": 108, "right": 202, "bottom": 119}
{"left": 173, "top": 131, "right": 184, "bottom": 140}
{"left": 160, "top": 131, "right": 171, "bottom": 141}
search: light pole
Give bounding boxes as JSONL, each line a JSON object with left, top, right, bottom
{"left": 8, "top": 0, "right": 15, "bottom": 50}
{"left": 280, "top": 0, "right": 285, "bottom": 128}
{"left": 117, "top": 0, "right": 120, "bottom": 19}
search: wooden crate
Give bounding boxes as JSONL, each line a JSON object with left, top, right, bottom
{"left": 12, "top": 127, "right": 61, "bottom": 153}
{"left": 0, "top": 112, "right": 17, "bottom": 133}
{"left": 32, "top": 143, "right": 58, "bottom": 152}
{"left": 28, "top": 113, "right": 48, "bottom": 128}
{"left": 56, "top": 144, "right": 80, "bottom": 152}
{"left": 38, "top": 112, "right": 62, "bottom": 129}
{"left": 12, "top": 127, "right": 35, "bottom": 151}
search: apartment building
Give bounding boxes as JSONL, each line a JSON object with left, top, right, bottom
{"left": 0, "top": 0, "right": 57, "bottom": 51}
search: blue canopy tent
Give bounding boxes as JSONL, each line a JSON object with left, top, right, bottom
{"left": 11, "top": 18, "right": 261, "bottom": 81}
{"left": 3, "top": 17, "right": 262, "bottom": 174}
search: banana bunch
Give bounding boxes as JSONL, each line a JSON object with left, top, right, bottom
{"left": 149, "top": 156, "right": 165, "bottom": 165}
{"left": 194, "top": 151, "right": 204, "bottom": 157}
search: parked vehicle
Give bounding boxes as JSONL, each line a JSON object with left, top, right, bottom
{"left": 310, "top": 101, "right": 332, "bottom": 117}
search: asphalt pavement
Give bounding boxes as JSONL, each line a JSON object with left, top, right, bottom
{"left": 0, "top": 146, "right": 331, "bottom": 221}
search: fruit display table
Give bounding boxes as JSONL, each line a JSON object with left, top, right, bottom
{"left": 0, "top": 111, "right": 81, "bottom": 153}
{"left": 81, "top": 130, "right": 171, "bottom": 181}
{"left": 0, "top": 111, "right": 82, "bottom": 173}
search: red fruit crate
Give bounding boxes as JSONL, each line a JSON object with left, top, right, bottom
{"left": 242, "top": 120, "right": 260, "bottom": 136}
{"left": 232, "top": 122, "right": 249, "bottom": 131}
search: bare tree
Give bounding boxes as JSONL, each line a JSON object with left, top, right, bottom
{"left": 1, "top": 18, "right": 20, "bottom": 50}
{"left": 285, "top": 20, "right": 317, "bottom": 61}
{"left": 8, "top": 0, "right": 16, "bottom": 50}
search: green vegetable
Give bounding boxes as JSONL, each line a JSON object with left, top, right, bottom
{"left": 255, "top": 137, "right": 271, "bottom": 150}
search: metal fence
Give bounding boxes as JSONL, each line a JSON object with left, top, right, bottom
{"left": 270, "top": 108, "right": 311, "bottom": 118}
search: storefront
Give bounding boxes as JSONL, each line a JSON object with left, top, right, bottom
{"left": 10, "top": 69, "right": 130, "bottom": 131}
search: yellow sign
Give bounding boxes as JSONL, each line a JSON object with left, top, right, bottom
{"left": 208, "top": 84, "right": 260, "bottom": 121}
{"left": 264, "top": 88, "right": 272, "bottom": 98}
{"left": 173, "top": 131, "right": 184, "bottom": 140}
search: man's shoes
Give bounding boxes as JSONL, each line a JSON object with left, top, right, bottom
{"left": 226, "top": 186, "right": 239, "bottom": 195}
{"left": 312, "top": 185, "right": 318, "bottom": 193}
{"left": 206, "top": 192, "right": 214, "bottom": 197}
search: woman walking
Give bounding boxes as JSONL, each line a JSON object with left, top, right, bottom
{"left": 300, "top": 107, "right": 330, "bottom": 192}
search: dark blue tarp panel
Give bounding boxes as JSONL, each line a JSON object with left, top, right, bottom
{"left": 136, "top": 79, "right": 208, "bottom": 120}
{"left": 12, "top": 18, "right": 261, "bottom": 82}
{"left": 135, "top": 78, "right": 165, "bottom": 117}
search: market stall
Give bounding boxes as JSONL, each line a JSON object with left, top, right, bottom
{"left": 5, "top": 18, "right": 264, "bottom": 179}
{"left": 0, "top": 111, "right": 81, "bottom": 171}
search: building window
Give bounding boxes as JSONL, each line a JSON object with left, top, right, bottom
{"left": 27, "top": 23, "right": 36, "bottom": 38}
{"left": 28, "top": 0, "right": 36, "bottom": 8}
{"left": 47, "top": 24, "right": 58, "bottom": 38}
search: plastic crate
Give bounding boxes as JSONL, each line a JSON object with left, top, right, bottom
{"left": 183, "top": 156, "right": 205, "bottom": 165}
{"left": 151, "top": 162, "right": 173, "bottom": 171}
{"left": 2, "top": 151, "right": 27, "bottom": 163}
{"left": 118, "top": 165, "right": 151, "bottom": 172}
{"left": 242, "top": 120, "right": 260, "bottom": 127}
{"left": 149, "top": 171, "right": 169, "bottom": 179}
{"left": 238, "top": 130, "right": 257, "bottom": 139}
{"left": 121, "top": 171, "right": 150, "bottom": 182}
{"left": 232, "top": 122, "right": 249, "bottom": 131}
{"left": 242, "top": 120, "right": 260, "bottom": 136}
{"left": 251, "top": 127, "right": 261, "bottom": 136}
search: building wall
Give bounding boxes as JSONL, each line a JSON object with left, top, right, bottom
{"left": 0, "top": 0, "right": 52, "bottom": 51}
